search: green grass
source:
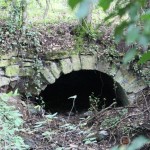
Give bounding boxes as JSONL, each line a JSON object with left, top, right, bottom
{"left": 27, "top": 0, "right": 76, "bottom": 24}
{"left": 0, "top": 0, "right": 106, "bottom": 25}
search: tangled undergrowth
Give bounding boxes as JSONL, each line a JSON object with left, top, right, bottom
{"left": 0, "top": 91, "right": 29, "bottom": 149}
{"left": 7, "top": 87, "right": 149, "bottom": 150}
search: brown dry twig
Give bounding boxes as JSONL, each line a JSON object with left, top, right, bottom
{"left": 87, "top": 102, "right": 117, "bottom": 125}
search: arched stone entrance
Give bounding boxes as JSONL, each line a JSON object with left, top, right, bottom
{"left": 40, "top": 70, "right": 128, "bottom": 112}
{"left": 39, "top": 54, "right": 146, "bottom": 106}
{"left": 0, "top": 52, "right": 147, "bottom": 106}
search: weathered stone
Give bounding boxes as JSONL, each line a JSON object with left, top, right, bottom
{"left": 0, "top": 51, "right": 17, "bottom": 59}
{"left": 9, "top": 58, "right": 34, "bottom": 66}
{"left": 40, "top": 84, "right": 47, "bottom": 91}
{"left": 114, "top": 70, "right": 124, "bottom": 85}
{"left": 121, "top": 74, "right": 137, "bottom": 90}
{"left": 127, "top": 93, "right": 136, "bottom": 104}
{"left": 45, "top": 51, "right": 70, "bottom": 60}
{"left": 22, "top": 62, "right": 34, "bottom": 67}
{"left": 115, "top": 69, "right": 140, "bottom": 90}
{"left": 10, "top": 57, "right": 20, "bottom": 65}
{"left": 71, "top": 55, "right": 81, "bottom": 71}
{"left": 40, "top": 67, "right": 55, "bottom": 84}
{"left": 24, "top": 59, "right": 34, "bottom": 62}
{"left": 49, "top": 62, "right": 61, "bottom": 79}
{"left": 60, "top": 58, "right": 72, "bottom": 74}
{"left": 10, "top": 81, "right": 18, "bottom": 88}
{"left": 0, "top": 52, "right": 147, "bottom": 105}
{"left": 114, "top": 69, "right": 147, "bottom": 94}
{"left": 19, "top": 68, "right": 34, "bottom": 76}
{"left": 10, "top": 76, "right": 20, "bottom": 81}
{"left": 126, "top": 80, "right": 147, "bottom": 93}
{"left": 125, "top": 72, "right": 137, "bottom": 83}
{"left": 0, "top": 68, "right": 4, "bottom": 75}
{"left": 97, "top": 60, "right": 110, "bottom": 74}
{"left": 5, "top": 65, "right": 20, "bottom": 77}
{"left": 80, "top": 55, "right": 97, "bottom": 70}
{"left": 108, "top": 65, "right": 118, "bottom": 76}
{"left": 0, "top": 76, "right": 10, "bottom": 87}
{"left": 0, "top": 60, "right": 10, "bottom": 67}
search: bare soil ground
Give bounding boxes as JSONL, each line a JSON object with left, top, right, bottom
{"left": 18, "top": 87, "right": 150, "bottom": 150}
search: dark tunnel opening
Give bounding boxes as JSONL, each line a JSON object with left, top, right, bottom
{"left": 39, "top": 70, "right": 128, "bottom": 113}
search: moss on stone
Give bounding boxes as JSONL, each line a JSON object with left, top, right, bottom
{"left": 19, "top": 68, "right": 35, "bottom": 76}
{"left": 0, "top": 60, "right": 10, "bottom": 67}
{"left": 45, "top": 50, "right": 73, "bottom": 60}
{"left": 60, "top": 58, "right": 73, "bottom": 74}
{"left": 0, "top": 51, "right": 18, "bottom": 59}
{"left": 5, "top": 65, "right": 20, "bottom": 77}
{"left": 40, "top": 67, "right": 56, "bottom": 84}
{"left": 0, "top": 76, "right": 10, "bottom": 87}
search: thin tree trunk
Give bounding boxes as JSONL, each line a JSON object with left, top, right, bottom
{"left": 11, "top": 0, "right": 17, "bottom": 22}
{"left": 21, "top": 0, "right": 28, "bottom": 34}
{"left": 43, "top": 0, "right": 50, "bottom": 19}
{"left": 36, "top": 0, "right": 42, "bottom": 8}
{"left": 81, "top": 1, "right": 93, "bottom": 27}
{"left": 86, "top": 2, "right": 93, "bottom": 24}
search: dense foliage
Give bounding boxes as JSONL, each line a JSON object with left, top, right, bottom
{"left": 68, "top": 0, "right": 150, "bottom": 64}
{"left": 0, "top": 91, "right": 29, "bottom": 149}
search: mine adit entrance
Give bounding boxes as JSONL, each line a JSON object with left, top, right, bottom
{"left": 40, "top": 70, "right": 128, "bottom": 113}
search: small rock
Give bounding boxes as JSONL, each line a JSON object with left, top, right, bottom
{"left": 83, "top": 111, "right": 93, "bottom": 117}
{"left": 96, "top": 130, "right": 109, "bottom": 141}
{"left": 24, "top": 138, "right": 36, "bottom": 149}
{"left": 28, "top": 104, "right": 45, "bottom": 117}
{"left": 0, "top": 68, "right": 4, "bottom": 75}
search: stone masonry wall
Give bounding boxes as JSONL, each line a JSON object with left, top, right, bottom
{"left": 0, "top": 51, "right": 147, "bottom": 104}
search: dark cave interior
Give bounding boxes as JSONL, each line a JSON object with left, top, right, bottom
{"left": 39, "top": 70, "right": 128, "bottom": 113}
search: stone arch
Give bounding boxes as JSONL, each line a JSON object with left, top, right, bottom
{"left": 40, "top": 70, "right": 126, "bottom": 112}
{"left": 0, "top": 52, "right": 147, "bottom": 105}
{"left": 40, "top": 54, "right": 147, "bottom": 105}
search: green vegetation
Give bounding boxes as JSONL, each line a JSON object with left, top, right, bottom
{"left": 68, "top": 0, "right": 150, "bottom": 64}
{"left": 89, "top": 92, "right": 100, "bottom": 112}
{"left": 0, "top": 91, "right": 29, "bottom": 149}
{"left": 0, "top": 0, "right": 105, "bottom": 25}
